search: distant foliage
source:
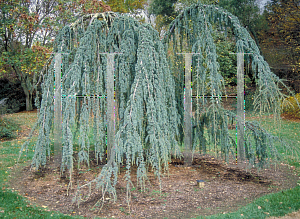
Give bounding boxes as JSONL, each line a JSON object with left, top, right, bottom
{"left": 261, "top": 0, "right": 300, "bottom": 79}
{"left": 244, "top": 91, "right": 255, "bottom": 111}
{"left": 0, "top": 79, "right": 26, "bottom": 113}
{"left": 149, "top": 0, "right": 177, "bottom": 17}
{"left": 282, "top": 93, "right": 300, "bottom": 119}
{"left": 215, "top": 32, "right": 237, "bottom": 86}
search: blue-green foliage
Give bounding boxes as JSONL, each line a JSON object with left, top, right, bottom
{"left": 18, "top": 4, "right": 297, "bottom": 210}
{"left": 29, "top": 62, "right": 54, "bottom": 168}
{"left": 164, "top": 3, "right": 294, "bottom": 166}
{"left": 20, "top": 12, "right": 180, "bottom": 206}
{"left": 114, "top": 21, "right": 181, "bottom": 192}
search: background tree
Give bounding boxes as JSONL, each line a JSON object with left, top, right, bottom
{"left": 0, "top": 0, "right": 146, "bottom": 111}
{"left": 215, "top": 32, "right": 238, "bottom": 85}
{"left": 0, "top": 0, "right": 49, "bottom": 111}
{"left": 0, "top": 0, "right": 75, "bottom": 111}
{"left": 219, "top": 0, "right": 264, "bottom": 49}
{"left": 148, "top": 0, "right": 178, "bottom": 35}
{"left": 149, "top": 0, "right": 217, "bottom": 36}
{"left": 258, "top": 0, "right": 300, "bottom": 92}
{"left": 106, "top": 0, "right": 147, "bottom": 13}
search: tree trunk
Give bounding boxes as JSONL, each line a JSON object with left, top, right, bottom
{"left": 10, "top": 64, "right": 34, "bottom": 111}
{"left": 24, "top": 87, "right": 33, "bottom": 111}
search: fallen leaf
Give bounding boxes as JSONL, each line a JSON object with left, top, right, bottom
{"left": 42, "top": 205, "right": 47, "bottom": 208}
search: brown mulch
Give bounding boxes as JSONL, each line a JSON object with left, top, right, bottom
{"left": 9, "top": 154, "right": 299, "bottom": 219}
{"left": 280, "top": 113, "right": 300, "bottom": 122}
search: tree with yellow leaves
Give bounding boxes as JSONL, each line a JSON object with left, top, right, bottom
{"left": 0, "top": 0, "right": 146, "bottom": 111}
{"left": 259, "top": 0, "right": 300, "bottom": 90}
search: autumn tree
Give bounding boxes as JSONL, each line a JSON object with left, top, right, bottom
{"left": 259, "top": 0, "right": 300, "bottom": 90}
{"left": 0, "top": 0, "right": 146, "bottom": 111}
{"left": 0, "top": 0, "right": 75, "bottom": 111}
{"left": 106, "top": 0, "right": 147, "bottom": 13}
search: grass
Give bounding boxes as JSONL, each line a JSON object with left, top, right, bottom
{"left": 246, "top": 112, "right": 300, "bottom": 169}
{"left": 222, "top": 111, "right": 299, "bottom": 168}
{"left": 0, "top": 137, "right": 86, "bottom": 218}
{"left": 0, "top": 116, "right": 20, "bottom": 140}
{"left": 0, "top": 110, "right": 299, "bottom": 219}
{"left": 0, "top": 112, "right": 85, "bottom": 218}
{"left": 196, "top": 186, "right": 300, "bottom": 219}
{"left": 0, "top": 188, "right": 79, "bottom": 218}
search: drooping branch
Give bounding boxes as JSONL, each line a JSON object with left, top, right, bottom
{"left": 163, "top": 3, "right": 298, "bottom": 166}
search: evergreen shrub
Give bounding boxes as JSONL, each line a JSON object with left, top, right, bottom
{"left": 281, "top": 93, "right": 300, "bottom": 119}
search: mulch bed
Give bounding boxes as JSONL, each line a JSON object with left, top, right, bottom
{"left": 9, "top": 154, "right": 298, "bottom": 219}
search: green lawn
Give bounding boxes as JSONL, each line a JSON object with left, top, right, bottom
{"left": 0, "top": 111, "right": 299, "bottom": 219}
{"left": 246, "top": 112, "right": 300, "bottom": 169}
{"left": 0, "top": 112, "right": 83, "bottom": 218}
{"left": 0, "top": 136, "right": 86, "bottom": 218}
{"left": 196, "top": 186, "right": 300, "bottom": 219}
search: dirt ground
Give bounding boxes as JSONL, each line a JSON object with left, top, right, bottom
{"left": 9, "top": 153, "right": 299, "bottom": 219}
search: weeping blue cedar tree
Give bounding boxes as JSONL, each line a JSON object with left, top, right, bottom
{"left": 18, "top": 3, "right": 298, "bottom": 209}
